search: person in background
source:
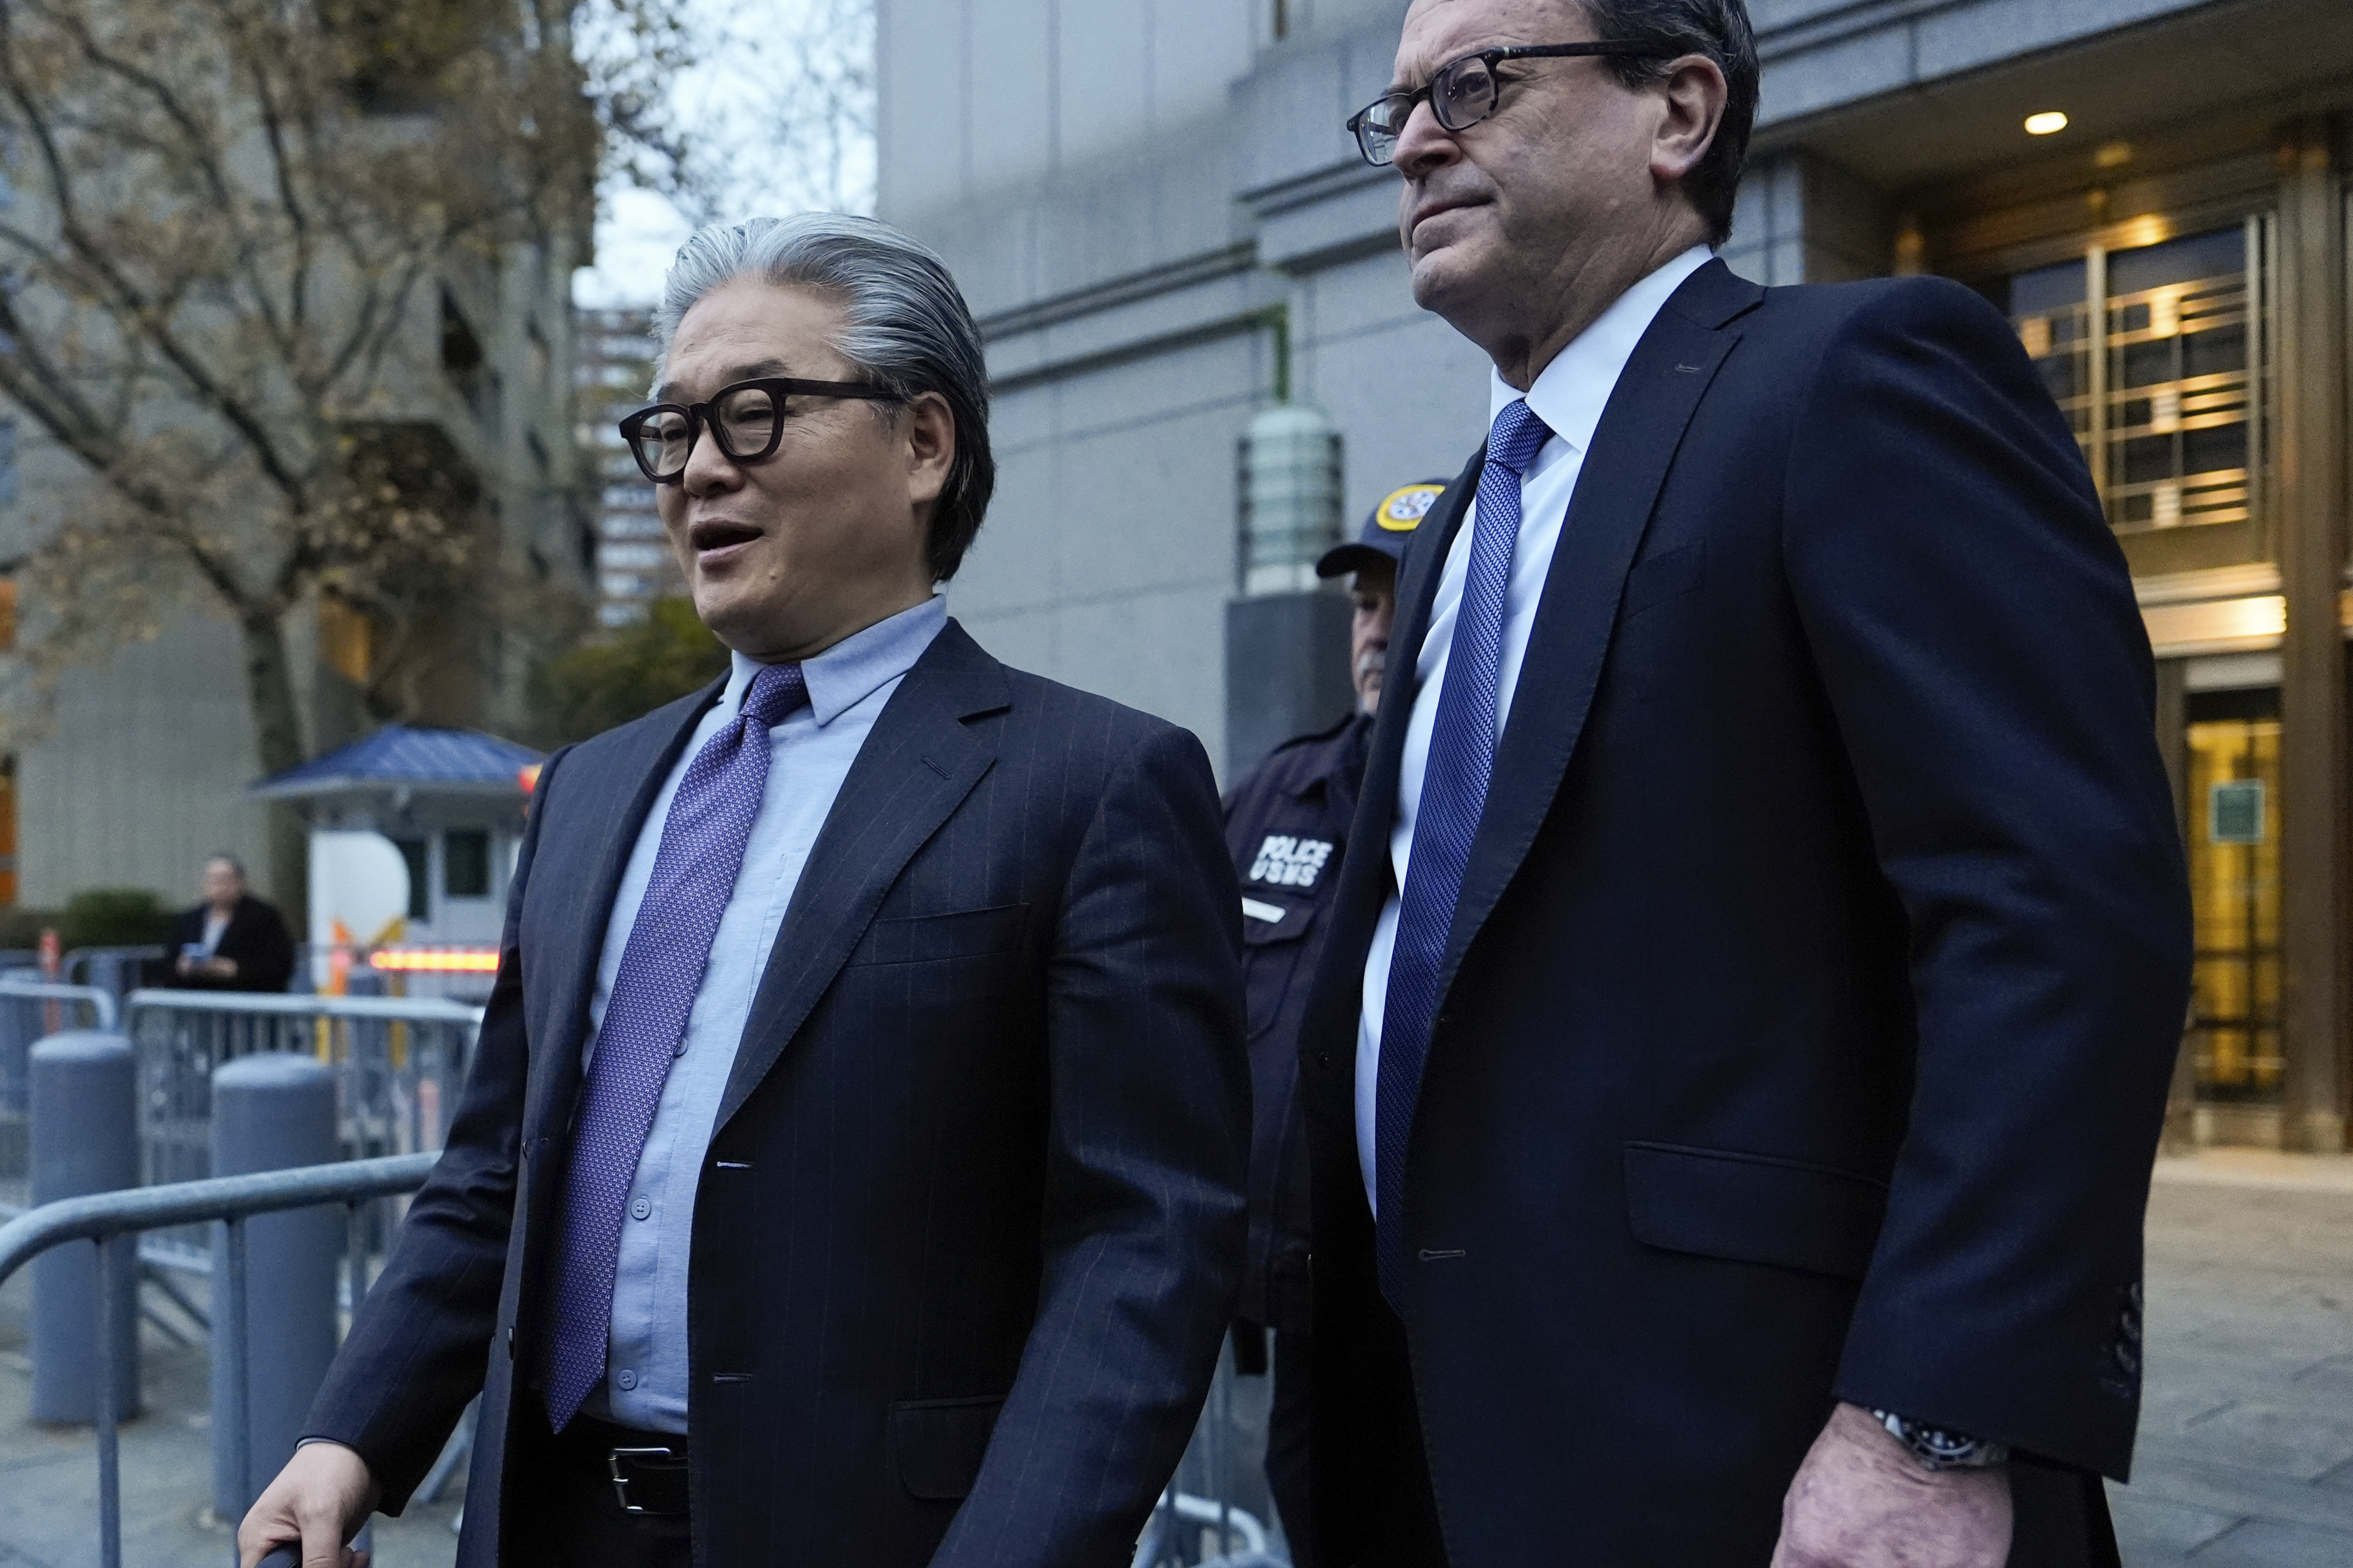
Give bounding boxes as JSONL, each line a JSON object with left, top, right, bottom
{"left": 1221, "top": 478, "right": 1445, "bottom": 1566}
{"left": 168, "top": 854, "right": 296, "bottom": 992}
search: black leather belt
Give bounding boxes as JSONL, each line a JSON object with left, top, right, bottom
{"left": 564, "top": 1414, "right": 691, "bottom": 1516}
{"left": 607, "top": 1444, "right": 689, "bottom": 1515}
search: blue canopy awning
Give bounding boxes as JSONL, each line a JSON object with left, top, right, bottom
{"left": 250, "top": 724, "right": 544, "bottom": 801}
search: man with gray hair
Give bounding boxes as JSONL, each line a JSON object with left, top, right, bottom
{"left": 239, "top": 214, "right": 1248, "bottom": 1568}
{"left": 1300, "top": 2, "right": 2190, "bottom": 1566}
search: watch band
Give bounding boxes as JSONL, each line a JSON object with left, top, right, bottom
{"left": 1869, "top": 1409, "right": 2012, "bottom": 1470}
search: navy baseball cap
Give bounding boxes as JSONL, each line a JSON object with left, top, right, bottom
{"left": 1316, "top": 479, "right": 1450, "bottom": 579}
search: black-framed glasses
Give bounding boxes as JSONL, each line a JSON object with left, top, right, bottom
{"left": 1346, "top": 42, "right": 1654, "bottom": 166}
{"left": 618, "top": 376, "right": 897, "bottom": 484}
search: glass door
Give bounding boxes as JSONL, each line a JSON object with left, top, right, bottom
{"left": 2183, "top": 690, "right": 2283, "bottom": 1105}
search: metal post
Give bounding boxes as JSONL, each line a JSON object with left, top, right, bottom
{"left": 210, "top": 1053, "right": 338, "bottom": 1522}
{"left": 95, "top": 1235, "right": 123, "bottom": 1568}
{"left": 223, "top": 1216, "right": 249, "bottom": 1566}
{"left": 29, "top": 1030, "right": 139, "bottom": 1422}
{"left": 344, "top": 1201, "right": 362, "bottom": 1320}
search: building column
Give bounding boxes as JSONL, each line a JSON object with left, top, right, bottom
{"left": 2152, "top": 659, "right": 2198, "bottom": 1155}
{"left": 2274, "top": 120, "right": 2349, "bottom": 1153}
{"left": 1227, "top": 402, "right": 1353, "bottom": 776}
{"left": 1722, "top": 151, "right": 1893, "bottom": 286}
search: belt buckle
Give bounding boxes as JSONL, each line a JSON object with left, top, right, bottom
{"left": 607, "top": 1445, "right": 678, "bottom": 1514}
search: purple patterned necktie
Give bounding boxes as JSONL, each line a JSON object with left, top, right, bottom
{"left": 539, "top": 660, "right": 809, "bottom": 1430}
{"left": 1374, "top": 398, "right": 1551, "bottom": 1309}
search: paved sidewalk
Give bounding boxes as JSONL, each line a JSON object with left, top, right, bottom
{"left": 0, "top": 1264, "right": 463, "bottom": 1568}
{"left": 2111, "top": 1153, "right": 2353, "bottom": 1566}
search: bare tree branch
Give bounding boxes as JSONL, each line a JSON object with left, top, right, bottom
{"left": 0, "top": 0, "right": 861, "bottom": 774}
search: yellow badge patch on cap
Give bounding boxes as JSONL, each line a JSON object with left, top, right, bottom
{"left": 1376, "top": 483, "right": 1444, "bottom": 532}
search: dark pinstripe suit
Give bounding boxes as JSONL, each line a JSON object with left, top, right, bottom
{"left": 303, "top": 619, "right": 1250, "bottom": 1567}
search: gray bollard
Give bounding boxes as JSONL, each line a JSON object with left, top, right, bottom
{"left": 210, "top": 1052, "right": 341, "bottom": 1519}
{"left": 29, "top": 1030, "right": 140, "bottom": 1423}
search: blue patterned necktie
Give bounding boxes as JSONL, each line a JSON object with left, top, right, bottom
{"left": 1374, "top": 397, "right": 1552, "bottom": 1308}
{"left": 540, "top": 661, "right": 810, "bottom": 1430}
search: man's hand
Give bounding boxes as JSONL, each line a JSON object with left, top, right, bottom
{"left": 1770, "top": 1403, "right": 2012, "bottom": 1568}
{"left": 237, "top": 1441, "right": 379, "bottom": 1568}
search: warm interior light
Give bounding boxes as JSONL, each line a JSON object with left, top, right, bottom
{"left": 371, "top": 947, "right": 501, "bottom": 973}
{"left": 2024, "top": 111, "right": 2070, "bottom": 136}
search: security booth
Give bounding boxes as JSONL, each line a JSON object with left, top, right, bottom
{"left": 250, "top": 725, "right": 542, "bottom": 997}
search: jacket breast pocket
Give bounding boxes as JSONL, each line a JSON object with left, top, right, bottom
{"left": 1623, "top": 1141, "right": 1887, "bottom": 1281}
{"left": 1242, "top": 898, "right": 1318, "bottom": 1041}
{"left": 1241, "top": 896, "right": 1317, "bottom": 948}
{"left": 848, "top": 904, "right": 1029, "bottom": 967}
{"left": 892, "top": 1394, "right": 1005, "bottom": 1500}
{"left": 1620, "top": 540, "right": 1706, "bottom": 621}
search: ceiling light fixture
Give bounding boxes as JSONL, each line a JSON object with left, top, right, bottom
{"left": 2025, "top": 111, "right": 2070, "bottom": 136}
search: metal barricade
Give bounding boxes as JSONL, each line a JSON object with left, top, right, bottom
{"left": 122, "top": 989, "right": 482, "bottom": 1273}
{"left": 0, "top": 980, "right": 120, "bottom": 1213}
{"left": 64, "top": 945, "right": 169, "bottom": 1009}
{"left": 1140, "top": 1341, "right": 1291, "bottom": 1567}
{"left": 0, "top": 1152, "right": 437, "bottom": 1568}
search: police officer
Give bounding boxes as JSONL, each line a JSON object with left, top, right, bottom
{"left": 1222, "top": 478, "right": 1447, "bottom": 1564}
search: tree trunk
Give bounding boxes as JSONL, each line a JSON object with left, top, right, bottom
{"left": 238, "top": 606, "right": 311, "bottom": 928}
{"left": 266, "top": 800, "right": 309, "bottom": 944}
{"left": 239, "top": 605, "right": 306, "bottom": 777}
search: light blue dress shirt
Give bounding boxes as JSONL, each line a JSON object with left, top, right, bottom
{"left": 583, "top": 593, "right": 947, "bottom": 1431}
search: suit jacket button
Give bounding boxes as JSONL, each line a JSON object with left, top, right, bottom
{"left": 1317, "top": 1052, "right": 1332, "bottom": 1069}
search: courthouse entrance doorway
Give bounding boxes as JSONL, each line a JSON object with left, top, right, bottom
{"left": 2181, "top": 686, "right": 2283, "bottom": 1143}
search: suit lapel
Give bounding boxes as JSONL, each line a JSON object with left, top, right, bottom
{"left": 716, "top": 619, "right": 1009, "bottom": 1126}
{"left": 524, "top": 679, "right": 723, "bottom": 1143}
{"left": 1297, "top": 449, "right": 1482, "bottom": 1053}
{"left": 1435, "top": 259, "right": 1760, "bottom": 996}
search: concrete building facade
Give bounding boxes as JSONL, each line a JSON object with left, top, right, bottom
{"left": 878, "top": 0, "right": 2353, "bottom": 1150}
{"left": 577, "top": 307, "right": 683, "bottom": 626}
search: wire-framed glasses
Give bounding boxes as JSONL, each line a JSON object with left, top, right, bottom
{"left": 618, "top": 376, "right": 897, "bottom": 484}
{"left": 1346, "top": 42, "right": 1655, "bottom": 167}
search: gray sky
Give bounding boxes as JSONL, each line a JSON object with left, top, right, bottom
{"left": 573, "top": 0, "right": 876, "bottom": 309}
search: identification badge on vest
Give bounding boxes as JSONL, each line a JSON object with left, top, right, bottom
{"left": 1248, "top": 835, "right": 1336, "bottom": 890}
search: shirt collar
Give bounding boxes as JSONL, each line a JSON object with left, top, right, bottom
{"left": 1487, "top": 244, "right": 1715, "bottom": 455}
{"left": 724, "top": 594, "right": 948, "bottom": 728}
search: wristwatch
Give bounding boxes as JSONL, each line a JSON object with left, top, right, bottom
{"left": 1869, "top": 1409, "right": 2011, "bottom": 1471}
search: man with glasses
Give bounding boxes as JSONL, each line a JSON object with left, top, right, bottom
{"left": 237, "top": 214, "right": 1248, "bottom": 1568}
{"left": 1301, "top": 3, "right": 2190, "bottom": 1566}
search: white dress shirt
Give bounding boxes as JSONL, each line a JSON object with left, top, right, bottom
{"left": 586, "top": 594, "right": 947, "bottom": 1431}
{"left": 1354, "top": 246, "right": 1714, "bottom": 1210}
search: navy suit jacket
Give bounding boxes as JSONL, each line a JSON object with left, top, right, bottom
{"left": 1299, "top": 260, "right": 2193, "bottom": 1566}
{"left": 306, "top": 619, "right": 1249, "bottom": 1567}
